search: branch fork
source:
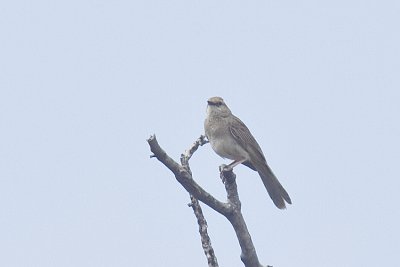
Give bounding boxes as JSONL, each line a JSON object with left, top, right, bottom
{"left": 147, "top": 134, "right": 268, "bottom": 267}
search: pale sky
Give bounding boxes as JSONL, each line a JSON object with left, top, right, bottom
{"left": 1, "top": 1, "right": 399, "bottom": 267}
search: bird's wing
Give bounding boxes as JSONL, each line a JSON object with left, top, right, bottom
{"left": 230, "top": 115, "right": 292, "bottom": 209}
{"left": 229, "top": 115, "right": 266, "bottom": 162}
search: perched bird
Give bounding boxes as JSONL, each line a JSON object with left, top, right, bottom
{"left": 204, "top": 96, "right": 291, "bottom": 209}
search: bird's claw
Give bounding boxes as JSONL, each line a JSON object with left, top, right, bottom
{"left": 219, "top": 164, "right": 233, "bottom": 172}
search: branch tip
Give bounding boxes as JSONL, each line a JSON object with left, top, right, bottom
{"left": 147, "top": 134, "right": 156, "bottom": 142}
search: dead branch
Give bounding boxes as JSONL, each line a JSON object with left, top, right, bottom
{"left": 147, "top": 134, "right": 266, "bottom": 267}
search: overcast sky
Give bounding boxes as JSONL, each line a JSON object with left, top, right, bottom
{"left": 1, "top": 1, "right": 399, "bottom": 267}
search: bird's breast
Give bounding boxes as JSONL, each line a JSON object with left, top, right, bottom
{"left": 205, "top": 114, "right": 250, "bottom": 161}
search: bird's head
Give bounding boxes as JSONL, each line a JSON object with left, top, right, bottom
{"left": 206, "top": 96, "right": 232, "bottom": 117}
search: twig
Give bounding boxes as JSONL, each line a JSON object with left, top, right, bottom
{"left": 189, "top": 196, "right": 219, "bottom": 267}
{"left": 182, "top": 135, "right": 218, "bottom": 267}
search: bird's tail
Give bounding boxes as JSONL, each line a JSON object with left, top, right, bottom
{"left": 256, "top": 161, "right": 292, "bottom": 209}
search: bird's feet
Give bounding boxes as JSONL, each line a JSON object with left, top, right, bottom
{"left": 219, "top": 164, "right": 233, "bottom": 173}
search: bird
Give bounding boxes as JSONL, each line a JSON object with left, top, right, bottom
{"left": 204, "top": 96, "right": 291, "bottom": 209}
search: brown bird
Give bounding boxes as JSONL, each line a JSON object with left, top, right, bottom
{"left": 204, "top": 96, "right": 291, "bottom": 209}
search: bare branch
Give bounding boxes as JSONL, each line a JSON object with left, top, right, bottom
{"left": 147, "top": 134, "right": 181, "bottom": 174}
{"left": 147, "top": 135, "right": 231, "bottom": 216}
{"left": 181, "top": 134, "right": 208, "bottom": 167}
{"left": 183, "top": 135, "right": 218, "bottom": 267}
{"left": 221, "top": 169, "right": 264, "bottom": 267}
{"left": 189, "top": 196, "right": 219, "bottom": 267}
{"left": 147, "top": 134, "right": 269, "bottom": 267}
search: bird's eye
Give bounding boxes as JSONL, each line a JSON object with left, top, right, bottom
{"left": 208, "top": 101, "right": 221, "bottom": 106}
